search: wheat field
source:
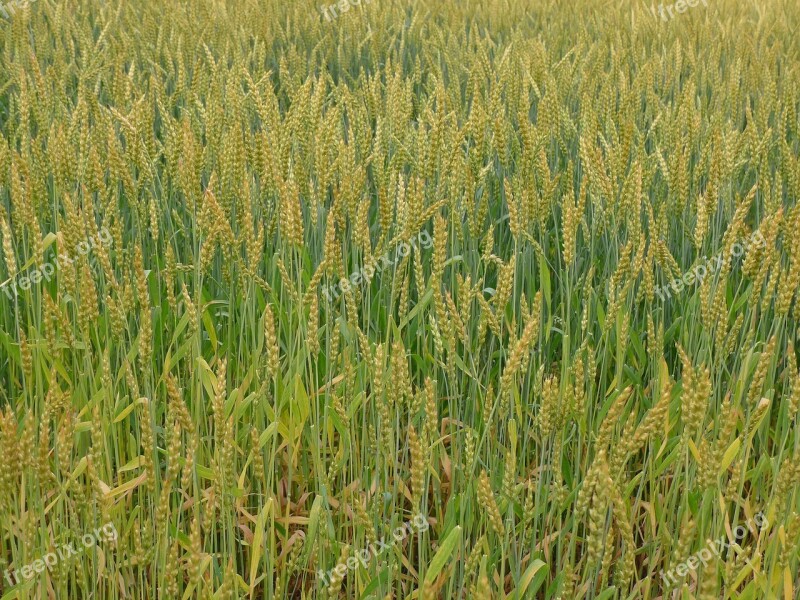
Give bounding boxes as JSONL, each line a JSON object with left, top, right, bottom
{"left": 0, "top": 0, "right": 799, "bottom": 598}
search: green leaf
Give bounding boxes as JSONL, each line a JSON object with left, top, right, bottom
{"left": 719, "top": 438, "right": 742, "bottom": 473}
{"left": 257, "top": 422, "right": 280, "bottom": 448}
{"left": 293, "top": 374, "right": 310, "bottom": 428}
{"left": 249, "top": 499, "right": 274, "bottom": 595}
{"left": 113, "top": 398, "right": 141, "bottom": 423}
{"left": 302, "top": 496, "right": 323, "bottom": 564}
{"left": 422, "top": 525, "right": 462, "bottom": 587}
{"left": 359, "top": 566, "right": 390, "bottom": 599}
{"left": 118, "top": 456, "right": 144, "bottom": 473}
{"left": 537, "top": 252, "right": 551, "bottom": 311}
{"left": 595, "top": 587, "right": 618, "bottom": 600}
{"left": 505, "top": 559, "right": 546, "bottom": 599}
{"left": 400, "top": 288, "right": 433, "bottom": 329}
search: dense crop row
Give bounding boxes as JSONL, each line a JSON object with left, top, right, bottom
{"left": 0, "top": 0, "right": 799, "bottom": 597}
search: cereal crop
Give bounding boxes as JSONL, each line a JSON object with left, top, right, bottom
{"left": 0, "top": 0, "right": 799, "bottom": 598}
